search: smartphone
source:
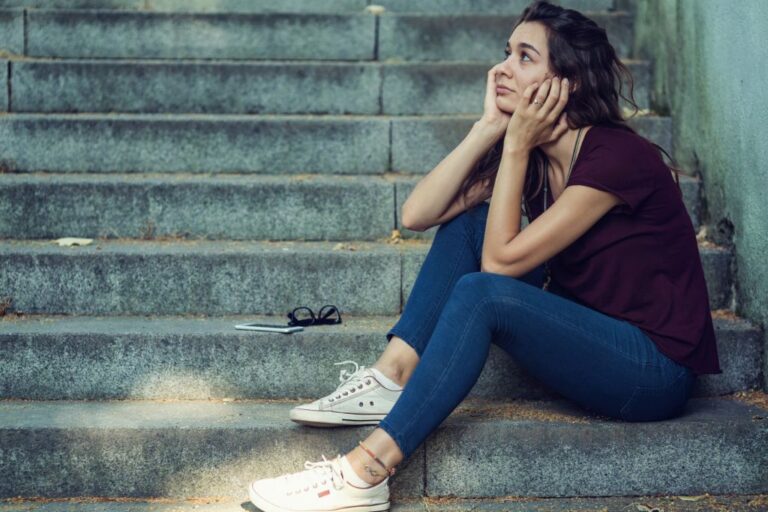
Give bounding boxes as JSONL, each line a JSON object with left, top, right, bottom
{"left": 234, "top": 322, "right": 304, "bottom": 334}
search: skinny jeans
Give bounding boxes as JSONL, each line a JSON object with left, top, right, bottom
{"left": 378, "top": 201, "right": 696, "bottom": 460}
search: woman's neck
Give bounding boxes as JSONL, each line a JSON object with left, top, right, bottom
{"left": 539, "top": 125, "right": 592, "bottom": 183}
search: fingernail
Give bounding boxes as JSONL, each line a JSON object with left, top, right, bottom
{"left": 563, "top": 78, "right": 569, "bottom": 84}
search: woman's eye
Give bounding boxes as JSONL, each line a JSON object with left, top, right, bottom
{"left": 503, "top": 50, "right": 531, "bottom": 62}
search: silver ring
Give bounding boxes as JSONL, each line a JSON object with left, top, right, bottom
{"left": 533, "top": 99, "right": 541, "bottom": 105}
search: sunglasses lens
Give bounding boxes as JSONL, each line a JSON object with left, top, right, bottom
{"left": 318, "top": 305, "right": 341, "bottom": 324}
{"left": 289, "top": 306, "right": 314, "bottom": 326}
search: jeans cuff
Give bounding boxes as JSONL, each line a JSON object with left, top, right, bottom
{"left": 386, "top": 328, "right": 422, "bottom": 358}
{"left": 376, "top": 418, "right": 411, "bottom": 461}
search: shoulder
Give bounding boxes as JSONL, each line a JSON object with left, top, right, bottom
{"left": 580, "top": 123, "right": 666, "bottom": 178}
{"left": 585, "top": 123, "right": 658, "bottom": 160}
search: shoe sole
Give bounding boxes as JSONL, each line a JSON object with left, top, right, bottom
{"left": 289, "top": 408, "right": 388, "bottom": 427}
{"left": 248, "top": 482, "right": 390, "bottom": 512}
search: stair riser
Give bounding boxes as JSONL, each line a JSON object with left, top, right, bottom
{"left": 0, "top": 400, "right": 764, "bottom": 499}
{"left": 0, "top": 116, "right": 390, "bottom": 174}
{"left": 0, "top": 170, "right": 699, "bottom": 241}
{"left": 0, "top": 416, "right": 425, "bottom": 498}
{"left": 25, "top": 11, "right": 376, "bottom": 60}
{"left": 9, "top": 60, "right": 648, "bottom": 114}
{"left": 15, "top": 11, "right": 631, "bottom": 60}
{"left": 0, "top": 244, "right": 732, "bottom": 315}
{"left": 0, "top": 0, "right": 615, "bottom": 14}
{"left": 379, "top": 12, "right": 633, "bottom": 61}
{"left": 0, "top": 176, "right": 396, "bottom": 240}
{"left": 425, "top": 416, "right": 768, "bottom": 497}
{"left": 0, "top": 115, "right": 667, "bottom": 174}
{"left": 0, "top": 319, "right": 759, "bottom": 400}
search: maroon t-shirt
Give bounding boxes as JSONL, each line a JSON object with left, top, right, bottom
{"left": 525, "top": 122, "right": 722, "bottom": 375}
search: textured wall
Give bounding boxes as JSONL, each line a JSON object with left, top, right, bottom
{"left": 633, "top": 0, "right": 768, "bottom": 390}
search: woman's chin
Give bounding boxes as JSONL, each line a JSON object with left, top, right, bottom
{"left": 495, "top": 96, "right": 516, "bottom": 114}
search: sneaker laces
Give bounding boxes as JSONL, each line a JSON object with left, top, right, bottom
{"left": 328, "top": 360, "right": 373, "bottom": 400}
{"left": 281, "top": 454, "right": 345, "bottom": 494}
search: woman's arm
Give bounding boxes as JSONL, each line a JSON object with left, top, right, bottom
{"left": 481, "top": 182, "right": 621, "bottom": 276}
{"left": 401, "top": 120, "right": 502, "bottom": 231}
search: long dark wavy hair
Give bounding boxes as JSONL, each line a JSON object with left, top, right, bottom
{"left": 458, "top": 0, "right": 683, "bottom": 218}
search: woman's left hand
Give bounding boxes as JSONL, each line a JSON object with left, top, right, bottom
{"left": 503, "top": 76, "right": 570, "bottom": 154}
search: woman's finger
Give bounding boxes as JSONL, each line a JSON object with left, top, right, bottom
{"left": 542, "top": 77, "right": 561, "bottom": 113}
{"left": 531, "top": 78, "right": 552, "bottom": 110}
{"left": 522, "top": 81, "right": 539, "bottom": 104}
{"left": 545, "top": 77, "right": 570, "bottom": 125}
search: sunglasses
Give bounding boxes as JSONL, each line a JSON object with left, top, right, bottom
{"left": 287, "top": 304, "right": 343, "bottom": 327}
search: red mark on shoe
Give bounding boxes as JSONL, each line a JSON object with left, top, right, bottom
{"left": 318, "top": 489, "right": 330, "bottom": 498}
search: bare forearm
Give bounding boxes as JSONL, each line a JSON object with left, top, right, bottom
{"left": 402, "top": 120, "right": 502, "bottom": 226}
{"left": 481, "top": 147, "right": 530, "bottom": 270}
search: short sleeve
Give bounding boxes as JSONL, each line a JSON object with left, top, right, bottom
{"left": 566, "top": 141, "right": 658, "bottom": 216}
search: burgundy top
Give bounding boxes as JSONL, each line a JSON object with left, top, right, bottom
{"left": 525, "top": 122, "right": 722, "bottom": 375}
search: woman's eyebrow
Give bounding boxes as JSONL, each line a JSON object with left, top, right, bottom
{"left": 505, "top": 41, "right": 541, "bottom": 56}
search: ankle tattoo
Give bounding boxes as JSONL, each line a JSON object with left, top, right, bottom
{"left": 358, "top": 440, "right": 396, "bottom": 477}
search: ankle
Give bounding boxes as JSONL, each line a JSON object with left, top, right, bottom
{"left": 371, "top": 363, "right": 407, "bottom": 388}
{"left": 345, "top": 447, "right": 389, "bottom": 486}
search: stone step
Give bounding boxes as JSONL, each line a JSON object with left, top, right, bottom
{"left": 3, "top": 495, "right": 768, "bottom": 512}
{"left": 0, "top": 0, "right": 618, "bottom": 15}
{"left": 0, "top": 239, "right": 733, "bottom": 315}
{"left": 0, "top": 169, "right": 699, "bottom": 241}
{"left": 0, "top": 312, "right": 760, "bottom": 401}
{"left": 6, "top": 10, "right": 633, "bottom": 60}
{"left": 7, "top": 58, "right": 650, "bottom": 114}
{"left": 0, "top": 397, "right": 765, "bottom": 499}
{"left": 0, "top": 113, "right": 670, "bottom": 174}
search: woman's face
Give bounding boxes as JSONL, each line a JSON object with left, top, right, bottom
{"left": 495, "top": 21, "right": 555, "bottom": 113}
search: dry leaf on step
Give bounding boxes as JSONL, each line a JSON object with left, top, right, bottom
{"left": 55, "top": 237, "right": 94, "bottom": 247}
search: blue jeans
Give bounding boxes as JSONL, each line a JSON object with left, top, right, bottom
{"left": 378, "top": 201, "right": 695, "bottom": 460}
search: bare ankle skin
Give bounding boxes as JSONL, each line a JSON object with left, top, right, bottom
{"left": 344, "top": 429, "right": 404, "bottom": 486}
{"left": 372, "top": 336, "right": 419, "bottom": 388}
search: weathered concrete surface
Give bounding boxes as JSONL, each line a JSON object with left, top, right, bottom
{"left": 634, "top": 0, "right": 768, "bottom": 392}
{"left": 0, "top": 0, "right": 614, "bottom": 14}
{"left": 8, "top": 59, "right": 645, "bottom": 114}
{"left": 425, "top": 396, "right": 768, "bottom": 497}
{"left": 0, "top": 114, "right": 390, "bottom": 173}
{"left": 0, "top": 314, "right": 758, "bottom": 400}
{"left": 0, "top": 238, "right": 732, "bottom": 315}
{"left": 379, "top": 12, "right": 634, "bottom": 61}
{"left": 0, "top": 240, "right": 402, "bottom": 315}
{"left": 26, "top": 10, "right": 376, "bottom": 60}
{"left": 0, "top": 8, "right": 23, "bottom": 55}
{"left": 1, "top": 495, "right": 767, "bottom": 512}
{"left": 11, "top": 60, "right": 383, "bottom": 114}
{"left": 0, "top": 397, "right": 764, "bottom": 498}
{"left": 0, "top": 173, "right": 395, "bottom": 240}
{"left": 0, "top": 399, "right": 425, "bottom": 499}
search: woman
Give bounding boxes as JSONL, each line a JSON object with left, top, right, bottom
{"left": 248, "top": 1, "right": 722, "bottom": 510}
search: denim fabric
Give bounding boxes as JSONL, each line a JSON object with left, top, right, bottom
{"left": 379, "top": 201, "right": 695, "bottom": 460}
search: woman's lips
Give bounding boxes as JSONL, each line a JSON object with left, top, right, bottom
{"left": 496, "top": 86, "right": 514, "bottom": 94}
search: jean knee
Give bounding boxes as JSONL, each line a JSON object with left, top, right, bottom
{"left": 451, "top": 272, "right": 502, "bottom": 302}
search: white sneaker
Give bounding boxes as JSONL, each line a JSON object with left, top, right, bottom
{"left": 290, "top": 360, "right": 402, "bottom": 427}
{"left": 248, "top": 454, "right": 390, "bottom": 512}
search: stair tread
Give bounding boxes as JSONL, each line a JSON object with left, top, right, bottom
{"left": 2, "top": 495, "right": 765, "bottom": 512}
{"left": 0, "top": 393, "right": 765, "bottom": 427}
{"left": 0, "top": 311, "right": 758, "bottom": 333}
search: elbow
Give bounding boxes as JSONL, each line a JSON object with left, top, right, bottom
{"left": 481, "top": 255, "right": 524, "bottom": 277}
{"left": 480, "top": 256, "right": 498, "bottom": 274}
{"left": 401, "top": 206, "right": 425, "bottom": 232}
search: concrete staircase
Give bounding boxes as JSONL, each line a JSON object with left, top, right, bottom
{"left": 0, "top": 1, "right": 766, "bottom": 510}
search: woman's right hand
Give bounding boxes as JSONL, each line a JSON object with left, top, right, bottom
{"left": 478, "top": 64, "right": 512, "bottom": 139}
